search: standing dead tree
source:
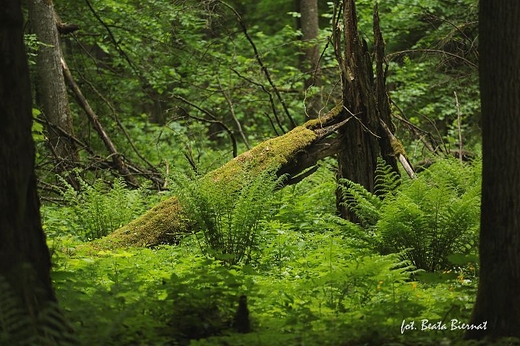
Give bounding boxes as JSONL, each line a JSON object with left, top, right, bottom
{"left": 91, "top": 1, "right": 415, "bottom": 247}
{"left": 334, "top": 1, "right": 411, "bottom": 220}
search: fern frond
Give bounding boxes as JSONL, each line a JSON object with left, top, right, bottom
{"left": 339, "top": 179, "right": 382, "bottom": 227}
{"left": 0, "top": 275, "right": 77, "bottom": 345}
{"left": 374, "top": 157, "right": 401, "bottom": 197}
{"left": 0, "top": 275, "right": 34, "bottom": 345}
{"left": 375, "top": 158, "right": 481, "bottom": 272}
{"left": 172, "top": 169, "right": 281, "bottom": 265}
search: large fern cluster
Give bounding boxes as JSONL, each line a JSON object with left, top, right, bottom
{"left": 51, "top": 176, "right": 150, "bottom": 240}
{"left": 172, "top": 169, "right": 283, "bottom": 265}
{"left": 343, "top": 158, "right": 481, "bottom": 272}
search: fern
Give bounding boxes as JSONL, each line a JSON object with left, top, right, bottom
{"left": 339, "top": 180, "right": 383, "bottom": 228}
{"left": 0, "top": 275, "right": 77, "bottom": 345}
{"left": 0, "top": 275, "right": 34, "bottom": 345}
{"left": 377, "top": 158, "right": 481, "bottom": 271}
{"left": 340, "top": 157, "right": 481, "bottom": 272}
{"left": 339, "top": 158, "right": 400, "bottom": 228}
{"left": 172, "top": 169, "right": 283, "bottom": 265}
{"left": 53, "top": 175, "right": 149, "bottom": 240}
{"left": 374, "top": 157, "right": 401, "bottom": 196}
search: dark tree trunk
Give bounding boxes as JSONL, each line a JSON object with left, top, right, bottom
{"left": 335, "top": 1, "right": 398, "bottom": 221}
{"left": 466, "top": 0, "right": 520, "bottom": 340}
{"left": 0, "top": 0, "right": 56, "bottom": 319}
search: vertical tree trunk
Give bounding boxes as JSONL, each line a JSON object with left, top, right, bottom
{"left": 335, "top": 1, "right": 398, "bottom": 220}
{"left": 28, "top": 0, "right": 78, "bottom": 170}
{"left": 299, "top": 0, "right": 322, "bottom": 118}
{"left": 466, "top": 0, "right": 520, "bottom": 340}
{"left": 0, "top": 0, "right": 56, "bottom": 319}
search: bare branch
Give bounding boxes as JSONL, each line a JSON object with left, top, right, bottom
{"left": 219, "top": 0, "right": 297, "bottom": 129}
{"left": 386, "top": 49, "right": 477, "bottom": 69}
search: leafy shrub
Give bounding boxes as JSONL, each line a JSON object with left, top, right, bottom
{"left": 343, "top": 158, "right": 481, "bottom": 272}
{"left": 172, "top": 169, "right": 283, "bottom": 265}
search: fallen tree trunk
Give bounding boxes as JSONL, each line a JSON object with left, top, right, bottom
{"left": 95, "top": 105, "right": 347, "bottom": 248}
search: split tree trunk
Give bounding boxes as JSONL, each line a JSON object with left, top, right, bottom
{"left": 335, "top": 1, "right": 399, "bottom": 221}
{"left": 96, "top": 1, "right": 410, "bottom": 248}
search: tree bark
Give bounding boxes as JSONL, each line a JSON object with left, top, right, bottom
{"left": 335, "top": 1, "right": 398, "bottom": 221}
{"left": 0, "top": 0, "right": 56, "bottom": 319}
{"left": 299, "top": 0, "right": 322, "bottom": 118}
{"left": 28, "top": 0, "right": 78, "bottom": 170}
{"left": 466, "top": 0, "right": 520, "bottom": 340}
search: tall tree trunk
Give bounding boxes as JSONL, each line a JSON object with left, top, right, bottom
{"left": 28, "top": 0, "right": 78, "bottom": 171}
{"left": 466, "top": 0, "right": 520, "bottom": 340}
{"left": 335, "top": 1, "right": 398, "bottom": 221}
{"left": 299, "top": 0, "right": 322, "bottom": 118}
{"left": 0, "top": 0, "right": 56, "bottom": 320}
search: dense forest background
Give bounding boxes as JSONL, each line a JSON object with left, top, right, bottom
{"left": 3, "top": 0, "right": 502, "bottom": 345}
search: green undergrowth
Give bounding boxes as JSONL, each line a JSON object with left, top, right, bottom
{"left": 43, "top": 159, "right": 482, "bottom": 345}
{"left": 49, "top": 231, "right": 477, "bottom": 346}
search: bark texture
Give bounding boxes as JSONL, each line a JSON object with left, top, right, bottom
{"left": 28, "top": 0, "right": 78, "bottom": 168}
{"left": 299, "top": 0, "right": 322, "bottom": 118}
{"left": 466, "top": 0, "right": 520, "bottom": 340}
{"left": 335, "top": 2, "right": 398, "bottom": 220}
{"left": 0, "top": 0, "right": 56, "bottom": 318}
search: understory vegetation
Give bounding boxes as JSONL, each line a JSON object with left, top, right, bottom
{"left": 37, "top": 158, "right": 483, "bottom": 345}
{"left": 0, "top": 0, "right": 493, "bottom": 344}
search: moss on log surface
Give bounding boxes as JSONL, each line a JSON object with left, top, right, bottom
{"left": 98, "top": 106, "right": 343, "bottom": 248}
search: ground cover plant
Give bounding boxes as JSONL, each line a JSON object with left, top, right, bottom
{"left": 5, "top": 0, "right": 496, "bottom": 344}
{"left": 41, "top": 159, "right": 482, "bottom": 345}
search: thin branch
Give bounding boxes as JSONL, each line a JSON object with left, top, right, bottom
{"left": 81, "top": 75, "right": 160, "bottom": 173}
{"left": 390, "top": 99, "right": 438, "bottom": 154}
{"left": 219, "top": 1, "right": 297, "bottom": 129}
{"left": 379, "top": 119, "right": 416, "bottom": 179}
{"left": 84, "top": 0, "right": 141, "bottom": 77}
{"left": 217, "top": 76, "right": 250, "bottom": 149}
{"left": 386, "top": 49, "right": 477, "bottom": 69}
{"left": 419, "top": 111, "right": 450, "bottom": 155}
{"left": 230, "top": 68, "right": 286, "bottom": 134}
{"left": 342, "top": 105, "right": 380, "bottom": 139}
{"left": 61, "top": 57, "right": 139, "bottom": 187}
{"left": 36, "top": 117, "right": 92, "bottom": 155}
{"left": 171, "top": 94, "right": 238, "bottom": 157}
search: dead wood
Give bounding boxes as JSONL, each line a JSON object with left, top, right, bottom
{"left": 97, "top": 104, "right": 347, "bottom": 248}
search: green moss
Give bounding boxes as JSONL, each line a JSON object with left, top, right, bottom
{"left": 101, "top": 108, "right": 345, "bottom": 248}
{"left": 303, "top": 103, "right": 343, "bottom": 129}
{"left": 390, "top": 137, "right": 406, "bottom": 156}
{"left": 206, "top": 125, "right": 317, "bottom": 186}
{"left": 97, "top": 197, "right": 191, "bottom": 248}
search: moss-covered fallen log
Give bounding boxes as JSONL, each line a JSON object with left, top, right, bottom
{"left": 95, "top": 105, "right": 347, "bottom": 248}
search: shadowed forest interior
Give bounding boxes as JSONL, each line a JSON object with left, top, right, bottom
{"left": 1, "top": 0, "right": 519, "bottom": 345}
